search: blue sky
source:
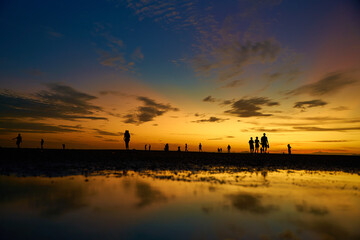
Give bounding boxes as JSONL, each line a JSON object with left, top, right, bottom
{"left": 0, "top": 0, "right": 359, "bottom": 152}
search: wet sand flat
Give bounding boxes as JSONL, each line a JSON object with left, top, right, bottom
{"left": 1, "top": 148, "right": 359, "bottom": 176}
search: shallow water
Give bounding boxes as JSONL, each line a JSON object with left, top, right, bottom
{"left": 1, "top": 170, "right": 359, "bottom": 240}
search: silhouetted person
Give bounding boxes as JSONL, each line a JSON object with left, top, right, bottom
{"left": 178, "top": 146, "right": 181, "bottom": 152}
{"left": 220, "top": 148, "right": 222, "bottom": 152}
{"left": 199, "top": 143, "right": 202, "bottom": 152}
{"left": 254, "top": 137, "right": 260, "bottom": 153}
{"left": 124, "top": 130, "right": 130, "bottom": 150}
{"left": 145, "top": 144, "right": 147, "bottom": 151}
{"left": 261, "top": 133, "right": 269, "bottom": 153}
{"left": 149, "top": 144, "right": 151, "bottom": 151}
{"left": 227, "top": 144, "right": 231, "bottom": 153}
{"left": 13, "top": 134, "right": 22, "bottom": 148}
{"left": 41, "top": 138, "right": 44, "bottom": 149}
{"left": 249, "top": 137, "right": 254, "bottom": 153}
{"left": 62, "top": 144, "right": 65, "bottom": 150}
{"left": 185, "top": 143, "right": 188, "bottom": 152}
{"left": 164, "top": 143, "right": 169, "bottom": 152}
{"left": 288, "top": 144, "right": 291, "bottom": 155}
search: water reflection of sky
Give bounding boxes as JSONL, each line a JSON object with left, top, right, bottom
{"left": 0, "top": 170, "right": 359, "bottom": 239}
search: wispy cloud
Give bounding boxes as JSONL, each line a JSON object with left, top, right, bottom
{"left": 0, "top": 83, "right": 107, "bottom": 121}
{"left": 249, "top": 126, "right": 360, "bottom": 133}
{"left": 93, "top": 129, "right": 120, "bottom": 136}
{"left": 194, "top": 40, "right": 281, "bottom": 82}
{"left": 293, "top": 126, "right": 360, "bottom": 132}
{"left": 224, "top": 97, "right": 279, "bottom": 117}
{"left": 124, "top": 96, "right": 178, "bottom": 124}
{"left": 0, "top": 119, "right": 83, "bottom": 134}
{"left": 202, "top": 95, "right": 217, "bottom": 102}
{"left": 220, "top": 80, "right": 242, "bottom": 88}
{"left": 293, "top": 99, "right": 327, "bottom": 109}
{"left": 192, "top": 117, "right": 229, "bottom": 123}
{"left": 94, "top": 24, "right": 144, "bottom": 72}
{"left": 331, "top": 106, "right": 349, "bottom": 111}
{"left": 287, "top": 71, "right": 357, "bottom": 96}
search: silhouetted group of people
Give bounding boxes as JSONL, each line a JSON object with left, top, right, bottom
{"left": 249, "top": 133, "right": 269, "bottom": 153}
{"left": 144, "top": 144, "right": 151, "bottom": 151}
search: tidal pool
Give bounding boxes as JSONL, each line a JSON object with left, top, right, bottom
{"left": 0, "top": 170, "right": 359, "bottom": 240}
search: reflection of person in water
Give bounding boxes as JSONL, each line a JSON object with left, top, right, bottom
{"left": 249, "top": 137, "right": 254, "bottom": 153}
{"left": 288, "top": 144, "right": 291, "bottom": 155}
{"left": 261, "top": 133, "right": 269, "bottom": 153}
{"left": 254, "top": 137, "right": 260, "bottom": 153}
{"left": 13, "top": 134, "right": 22, "bottom": 148}
{"left": 199, "top": 143, "right": 202, "bottom": 152}
{"left": 124, "top": 130, "right": 130, "bottom": 150}
{"left": 227, "top": 144, "right": 231, "bottom": 153}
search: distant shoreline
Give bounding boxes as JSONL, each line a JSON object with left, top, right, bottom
{"left": 1, "top": 148, "right": 359, "bottom": 177}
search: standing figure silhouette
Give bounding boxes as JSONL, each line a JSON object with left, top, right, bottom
{"left": 249, "top": 137, "right": 254, "bottom": 153}
{"left": 254, "top": 137, "right": 260, "bottom": 153}
{"left": 13, "top": 134, "right": 22, "bottom": 148}
{"left": 145, "top": 144, "right": 147, "bottom": 151}
{"left": 124, "top": 130, "right": 130, "bottom": 150}
{"left": 227, "top": 144, "right": 231, "bottom": 153}
{"left": 261, "top": 133, "right": 269, "bottom": 153}
{"left": 199, "top": 143, "right": 202, "bottom": 152}
{"left": 288, "top": 144, "right": 291, "bottom": 155}
{"left": 149, "top": 144, "right": 151, "bottom": 151}
{"left": 164, "top": 143, "right": 169, "bottom": 152}
{"left": 41, "top": 138, "right": 44, "bottom": 149}
{"left": 185, "top": 143, "right": 188, "bottom": 152}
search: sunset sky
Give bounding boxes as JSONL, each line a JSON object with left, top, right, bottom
{"left": 0, "top": 0, "right": 359, "bottom": 154}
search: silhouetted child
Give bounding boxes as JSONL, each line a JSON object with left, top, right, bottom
{"left": 261, "top": 133, "right": 269, "bottom": 153}
{"left": 145, "top": 144, "right": 147, "bottom": 151}
{"left": 62, "top": 144, "right": 65, "bottom": 150}
{"left": 149, "top": 144, "right": 151, "bottom": 151}
{"left": 124, "top": 130, "right": 130, "bottom": 150}
{"left": 41, "top": 138, "right": 44, "bottom": 149}
{"left": 227, "top": 144, "right": 231, "bottom": 153}
{"left": 288, "top": 144, "right": 291, "bottom": 155}
{"left": 199, "top": 143, "right": 202, "bottom": 152}
{"left": 249, "top": 137, "right": 254, "bottom": 153}
{"left": 185, "top": 143, "right": 188, "bottom": 152}
{"left": 255, "top": 137, "right": 260, "bottom": 153}
{"left": 13, "top": 134, "right": 22, "bottom": 148}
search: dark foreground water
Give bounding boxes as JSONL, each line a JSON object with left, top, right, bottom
{"left": 1, "top": 170, "right": 359, "bottom": 240}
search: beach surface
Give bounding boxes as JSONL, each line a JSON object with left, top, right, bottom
{"left": 1, "top": 148, "right": 359, "bottom": 176}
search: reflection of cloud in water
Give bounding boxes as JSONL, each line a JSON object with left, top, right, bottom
{"left": 279, "top": 230, "right": 299, "bottom": 240}
{"left": 294, "top": 219, "right": 360, "bottom": 240}
{"left": 0, "top": 177, "right": 88, "bottom": 217}
{"left": 135, "top": 181, "right": 167, "bottom": 208}
{"left": 295, "top": 201, "right": 329, "bottom": 216}
{"left": 226, "top": 192, "right": 278, "bottom": 214}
